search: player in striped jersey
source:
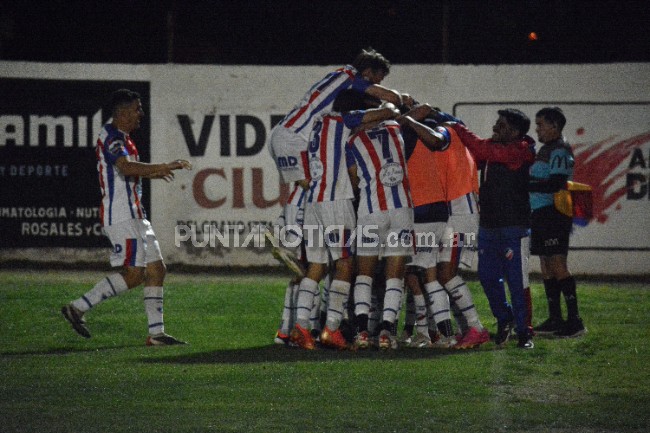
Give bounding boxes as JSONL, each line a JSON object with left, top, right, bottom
{"left": 61, "top": 89, "right": 192, "bottom": 346}
{"left": 289, "top": 94, "right": 400, "bottom": 350}
{"left": 346, "top": 100, "right": 453, "bottom": 350}
{"left": 269, "top": 47, "right": 413, "bottom": 186}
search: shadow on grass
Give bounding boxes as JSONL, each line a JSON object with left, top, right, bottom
{"left": 0, "top": 343, "right": 144, "bottom": 357}
{"left": 138, "top": 343, "right": 482, "bottom": 365}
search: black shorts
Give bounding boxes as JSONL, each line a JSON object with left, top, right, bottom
{"left": 530, "top": 205, "right": 572, "bottom": 256}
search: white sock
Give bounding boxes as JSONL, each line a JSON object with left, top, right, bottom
{"left": 353, "top": 275, "right": 373, "bottom": 316}
{"left": 325, "top": 280, "right": 351, "bottom": 331}
{"left": 424, "top": 280, "right": 450, "bottom": 325}
{"left": 382, "top": 278, "right": 404, "bottom": 324}
{"left": 310, "top": 285, "right": 322, "bottom": 331}
{"left": 72, "top": 273, "right": 128, "bottom": 312}
{"left": 413, "top": 294, "right": 428, "bottom": 336}
{"left": 444, "top": 276, "right": 482, "bottom": 329}
{"left": 296, "top": 277, "right": 319, "bottom": 328}
{"left": 144, "top": 286, "right": 164, "bottom": 335}
{"left": 279, "top": 282, "right": 294, "bottom": 333}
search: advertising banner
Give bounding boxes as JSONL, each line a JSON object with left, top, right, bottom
{"left": 0, "top": 79, "right": 151, "bottom": 248}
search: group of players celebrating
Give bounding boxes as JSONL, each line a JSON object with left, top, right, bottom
{"left": 268, "top": 48, "right": 505, "bottom": 351}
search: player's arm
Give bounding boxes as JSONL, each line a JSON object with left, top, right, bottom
{"left": 116, "top": 157, "right": 192, "bottom": 182}
{"left": 345, "top": 143, "right": 361, "bottom": 193}
{"left": 398, "top": 116, "right": 450, "bottom": 151}
{"left": 365, "top": 85, "right": 414, "bottom": 108}
{"left": 348, "top": 104, "right": 400, "bottom": 134}
{"left": 450, "top": 123, "right": 535, "bottom": 166}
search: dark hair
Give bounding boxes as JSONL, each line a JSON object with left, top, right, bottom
{"left": 498, "top": 108, "right": 530, "bottom": 136}
{"left": 352, "top": 47, "right": 390, "bottom": 75}
{"left": 333, "top": 89, "right": 369, "bottom": 113}
{"left": 110, "top": 89, "right": 141, "bottom": 115}
{"left": 536, "top": 106, "right": 566, "bottom": 131}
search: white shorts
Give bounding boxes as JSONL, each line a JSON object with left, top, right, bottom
{"left": 409, "top": 221, "right": 447, "bottom": 269}
{"left": 438, "top": 213, "right": 478, "bottom": 268}
{"left": 356, "top": 208, "right": 414, "bottom": 258}
{"left": 303, "top": 200, "right": 356, "bottom": 264}
{"left": 269, "top": 125, "right": 308, "bottom": 183}
{"left": 103, "top": 219, "right": 163, "bottom": 268}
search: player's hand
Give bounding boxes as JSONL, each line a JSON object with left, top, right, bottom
{"left": 400, "top": 93, "right": 415, "bottom": 108}
{"left": 170, "top": 159, "right": 192, "bottom": 170}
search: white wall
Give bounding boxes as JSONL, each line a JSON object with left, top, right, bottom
{"left": 1, "top": 62, "right": 649, "bottom": 275}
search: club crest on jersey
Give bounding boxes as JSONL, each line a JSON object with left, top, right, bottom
{"left": 504, "top": 248, "right": 514, "bottom": 260}
{"left": 108, "top": 139, "right": 125, "bottom": 155}
{"left": 309, "top": 157, "right": 324, "bottom": 180}
{"left": 379, "top": 162, "right": 404, "bottom": 187}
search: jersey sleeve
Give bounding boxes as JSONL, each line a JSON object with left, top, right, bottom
{"left": 341, "top": 110, "right": 366, "bottom": 130}
{"left": 349, "top": 77, "right": 372, "bottom": 93}
{"left": 103, "top": 135, "right": 129, "bottom": 165}
{"left": 451, "top": 123, "right": 535, "bottom": 168}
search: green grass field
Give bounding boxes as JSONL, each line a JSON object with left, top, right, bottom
{"left": 1, "top": 269, "right": 649, "bottom": 433}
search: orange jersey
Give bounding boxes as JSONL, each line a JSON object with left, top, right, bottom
{"left": 406, "top": 127, "right": 478, "bottom": 206}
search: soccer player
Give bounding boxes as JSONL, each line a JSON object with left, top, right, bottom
{"left": 346, "top": 99, "right": 448, "bottom": 350}
{"left": 289, "top": 93, "right": 400, "bottom": 350}
{"left": 61, "top": 89, "right": 192, "bottom": 345}
{"left": 402, "top": 111, "right": 457, "bottom": 349}
{"left": 450, "top": 109, "right": 537, "bottom": 349}
{"left": 419, "top": 111, "right": 491, "bottom": 350}
{"left": 529, "top": 107, "right": 586, "bottom": 338}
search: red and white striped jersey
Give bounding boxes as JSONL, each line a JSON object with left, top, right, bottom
{"left": 279, "top": 65, "right": 371, "bottom": 140}
{"left": 306, "top": 114, "right": 356, "bottom": 203}
{"left": 347, "top": 120, "right": 413, "bottom": 217}
{"left": 96, "top": 124, "right": 145, "bottom": 226}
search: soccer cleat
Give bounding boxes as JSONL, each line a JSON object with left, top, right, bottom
{"left": 533, "top": 317, "right": 565, "bottom": 336}
{"left": 290, "top": 324, "right": 315, "bottom": 350}
{"left": 455, "top": 327, "right": 490, "bottom": 349}
{"left": 320, "top": 326, "right": 348, "bottom": 350}
{"left": 517, "top": 333, "right": 534, "bottom": 349}
{"left": 146, "top": 333, "right": 187, "bottom": 346}
{"left": 398, "top": 330, "right": 413, "bottom": 346}
{"left": 354, "top": 331, "right": 370, "bottom": 350}
{"left": 432, "top": 334, "right": 457, "bottom": 349}
{"left": 554, "top": 318, "right": 587, "bottom": 338}
{"left": 274, "top": 330, "right": 290, "bottom": 345}
{"left": 61, "top": 304, "right": 91, "bottom": 338}
{"left": 408, "top": 332, "right": 433, "bottom": 349}
{"left": 494, "top": 320, "right": 514, "bottom": 347}
{"left": 265, "top": 230, "right": 305, "bottom": 277}
{"left": 378, "top": 329, "right": 397, "bottom": 350}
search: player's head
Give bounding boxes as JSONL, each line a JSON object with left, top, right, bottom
{"left": 352, "top": 47, "right": 390, "bottom": 84}
{"left": 535, "top": 106, "right": 565, "bottom": 143}
{"left": 535, "top": 106, "right": 566, "bottom": 131}
{"left": 110, "top": 89, "right": 141, "bottom": 116}
{"left": 498, "top": 108, "right": 530, "bottom": 136}
{"left": 110, "top": 89, "right": 143, "bottom": 132}
{"left": 491, "top": 108, "right": 529, "bottom": 142}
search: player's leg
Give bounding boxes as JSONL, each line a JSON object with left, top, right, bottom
{"left": 503, "top": 233, "right": 533, "bottom": 349}
{"left": 477, "top": 229, "right": 512, "bottom": 346}
{"left": 62, "top": 220, "right": 141, "bottom": 338}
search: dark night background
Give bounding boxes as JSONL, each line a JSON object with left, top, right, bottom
{"left": 1, "top": 0, "right": 648, "bottom": 65}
